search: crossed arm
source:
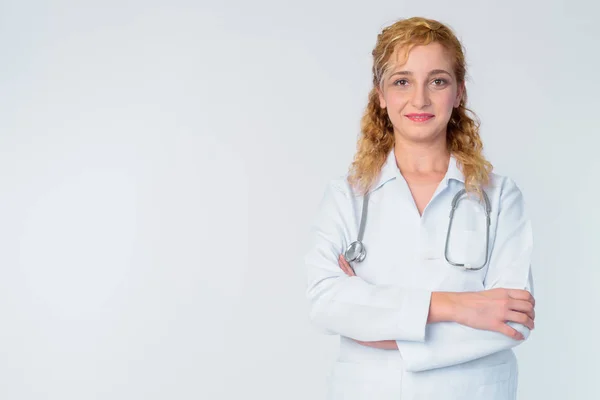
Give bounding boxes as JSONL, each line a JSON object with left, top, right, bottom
{"left": 305, "top": 179, "right": 535, "bottom": 372}
{"left": 338, "top": 255, "right": 535, "bottom": 350}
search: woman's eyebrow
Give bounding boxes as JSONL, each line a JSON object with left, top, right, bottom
{"left": 390, "top": 69, "right": 452, "bottom": 77}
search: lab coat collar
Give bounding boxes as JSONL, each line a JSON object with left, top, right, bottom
{"left": 370, "top": 149, "right": 401, "bottom": 193}
{"left": 445, "top": 154, "right": 465, "bottom": 184}
{"left": 370, "top": 148, "right": 465, "bottom": 193}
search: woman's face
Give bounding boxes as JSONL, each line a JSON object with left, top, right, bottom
{"left": 377, "top": 42, "right": 464, "bottom": 145}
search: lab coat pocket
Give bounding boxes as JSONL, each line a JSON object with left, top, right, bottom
{"left": 327, "top": 361, "right": 403, "bottom": 400}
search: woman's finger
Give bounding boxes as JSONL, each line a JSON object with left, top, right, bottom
{"left": 505, "top": 310, "right": 535, "bottom": 330}
{"left": 338, "top": 255, "right": 356, "bottom": 276}
{"left": 337, "top": 255, "right": 351, "bottom": 275}
{"left": 337, "top": 255, "right": 349, "bottom": 274}
{"left": 508, "top": 289, "right": 535, "bottom": 307}
{"left": 508, "top": 299, "right": 535, "bottom": 321}
{"left": 498, "top": 323, "right": 525, "bottom": 341}
{"left": 342, "top": 256, "right": 356, "bottom": 276}
{"left": 353, "top": 339, "right": 398, "bottom": 350}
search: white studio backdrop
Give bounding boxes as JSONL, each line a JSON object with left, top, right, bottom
{"left": 0, "top": 1, "right": 597, "bottom": 399}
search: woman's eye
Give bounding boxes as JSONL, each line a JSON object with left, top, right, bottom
{"left": 393, "top": 78, "right": 448, "bottom": 87}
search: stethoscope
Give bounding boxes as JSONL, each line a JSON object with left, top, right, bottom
{"left": 344, "top": 188, "right": 491, "bottom": 271}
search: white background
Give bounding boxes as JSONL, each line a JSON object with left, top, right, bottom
{"left": 1, "top": 1, "right": 598, "bottom": 399}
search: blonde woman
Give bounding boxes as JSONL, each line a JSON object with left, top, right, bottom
{"left": 305, "top": 17, "right": 535, "bottom": 400}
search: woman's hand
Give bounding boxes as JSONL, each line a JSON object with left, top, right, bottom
{"left": 337, "top": 255, "right": 398, "bottom": 350}
{"left": 450, "top": 289, "right": 536, "bottom": 340}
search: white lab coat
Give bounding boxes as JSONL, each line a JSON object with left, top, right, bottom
{"left": 305, "top": 149, "right": 534, "bottom": 400}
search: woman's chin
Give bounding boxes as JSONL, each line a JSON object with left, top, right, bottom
{"left": 394, "top": 129, "right": 447, "bottom": 145}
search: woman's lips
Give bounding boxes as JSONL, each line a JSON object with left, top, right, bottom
{"left": 406, "top": 114, "right": 434, "bottom": 122}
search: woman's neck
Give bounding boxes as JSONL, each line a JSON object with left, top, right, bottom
{"left": 393, "top": 139, "right": 450, "bottom": 175}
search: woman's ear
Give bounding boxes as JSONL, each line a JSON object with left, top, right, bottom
{"left": 376, "top": 86, "right": 387, "bottom": 109}
{"left": 454, "top": 82, "right": 465, "bottom": 108}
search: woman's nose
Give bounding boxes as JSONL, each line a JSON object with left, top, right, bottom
{"left": 411, "top": 85, "right": 431, "bottom": 108}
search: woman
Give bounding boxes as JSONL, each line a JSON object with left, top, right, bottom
{"left": 304, "top": 17, "right": 535, "bottom": 400}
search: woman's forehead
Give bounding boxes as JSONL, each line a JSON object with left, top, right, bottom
{"left": 389, "top": 42, "right": 454, "bottom": 72}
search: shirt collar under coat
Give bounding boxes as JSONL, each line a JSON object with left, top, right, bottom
{"left": 370, "top": 148, "right": 465, "bottom": 194}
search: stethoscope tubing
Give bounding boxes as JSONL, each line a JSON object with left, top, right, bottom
{"left": 344, "top": 188, "right": 491, "bottom": 271}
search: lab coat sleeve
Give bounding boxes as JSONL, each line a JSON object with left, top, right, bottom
{"left": 305, "top": 180, "right": 433, "bottom": 342}
{"left": 395, "top": 178, "right": 534, "bottom": 372}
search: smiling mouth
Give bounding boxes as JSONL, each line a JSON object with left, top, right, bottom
{"left": 406, "top": 114, "right": 434, "bottom": 122}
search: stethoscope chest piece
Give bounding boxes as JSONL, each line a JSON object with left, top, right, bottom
{"left": 344, "top": 240, "right": 366, "bottom": 263}
{"left": 343, "top": 190, "right": 371, "bottom": 263}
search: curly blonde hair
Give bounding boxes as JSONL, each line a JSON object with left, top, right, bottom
{"left": 347, "top": 17, "right": 493, "bottom": 196}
